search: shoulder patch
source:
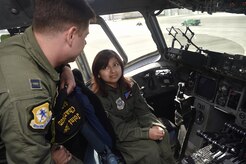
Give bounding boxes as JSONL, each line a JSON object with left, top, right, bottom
{"left": 124, "top": 90, "right": 132, "bottom": 99}
{"left": 29, "top": 102, "right": 52, "bottom": 130}
{"left": 29, "top": 79, "right": 42, "bottom": 90}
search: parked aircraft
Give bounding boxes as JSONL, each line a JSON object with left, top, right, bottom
{"left": 1, "top": 0, "right": 246, "bottom": 163}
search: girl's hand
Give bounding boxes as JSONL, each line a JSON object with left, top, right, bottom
{"left": 148, "top": 125, "right": 165, "bottom": 141}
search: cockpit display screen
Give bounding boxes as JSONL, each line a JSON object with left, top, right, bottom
{"left": 195, "top": 75, "right": 217, "bottom": 102}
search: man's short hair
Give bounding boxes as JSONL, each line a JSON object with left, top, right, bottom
{"left": 33, "top": 0, "right": 96, "bottom": 32}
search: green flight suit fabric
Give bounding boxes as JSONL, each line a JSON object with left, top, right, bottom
{"left": 97, "top": 80, "right": 176, "bottom": 164}
{"left": 0, "top": 27, "right": 82, "bottom": 164}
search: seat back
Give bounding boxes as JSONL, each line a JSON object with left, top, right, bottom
{"left": 72, "top": 69, "right": 116, "bottom": 146}
{"left": 72, "top": 69, "right": 124, "bottom": 163}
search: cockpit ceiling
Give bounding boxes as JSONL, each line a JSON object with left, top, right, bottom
{"left": 0, "top": 0, "right": 245, "bottom": 30}
{"left": 168, "top": 0, "right": 246, "bottom": 14}
{"left": 0, "top": 0, "right": 34, "bottom": 30}
{"left": 88, "top": 0, "right": 176, "bottom": 15}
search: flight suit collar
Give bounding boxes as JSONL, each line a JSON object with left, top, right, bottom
{"left": 105, "top": 84, "right": 128, "bottom": 96}
{"left": 106, "top": 82, "right": 130, "bottom": 90}
{"left": 105, "top": 84, "right": 119, "bottom": 92}
{"left": 23, "top": 26, "right": 59, "bottom": 82}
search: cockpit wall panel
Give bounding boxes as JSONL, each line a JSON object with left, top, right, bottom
{"left": 0, "top": 0, "right": 33, "bottom": 30}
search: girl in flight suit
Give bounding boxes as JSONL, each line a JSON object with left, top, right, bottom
{"left": 91, "top": 49, "right": 176, "bottom": 164}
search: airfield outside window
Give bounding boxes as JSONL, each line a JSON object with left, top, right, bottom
{"left": 157, "top": 8, "right": 246, "bottom": 55}
{"left": 82, "top": 11, "right": 157, "bottom": 69}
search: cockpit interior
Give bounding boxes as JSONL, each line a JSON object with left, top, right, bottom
{"left": 1, "top": 0, "right": 246, "bottom": 163}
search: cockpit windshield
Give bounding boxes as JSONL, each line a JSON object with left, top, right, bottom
{"left": 157, "top": 9, "right": 246, "bottom": 55}
{"left": 83, "top": 11, "right": 157, "bottom": 68}
{"left": 81, "top": 8, "right": 246, "bottom": 71}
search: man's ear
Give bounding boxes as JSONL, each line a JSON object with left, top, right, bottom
{"left": 66, "top": 26, "right": 77, "bottom": 47}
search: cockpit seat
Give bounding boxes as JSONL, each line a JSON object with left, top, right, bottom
{"left": 52, "top": 68, "right": 124, "bottom": 164}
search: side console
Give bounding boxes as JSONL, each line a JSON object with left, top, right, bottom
{"left": 182, "top": 123, "right": 246, "bottom": 164}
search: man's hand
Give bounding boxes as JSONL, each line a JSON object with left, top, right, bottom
{"left": 148, "top": 125, "right": 165, "bottom": 141}
{"left": 60, "top": 66, "right": 76, "bottom": 94}
{"left": 51, "top": 145, "right": 72, "bottom": 164}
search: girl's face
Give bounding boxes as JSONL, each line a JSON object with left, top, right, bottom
{"left": 99, "top": 57, "right": 122, "bottom": 88}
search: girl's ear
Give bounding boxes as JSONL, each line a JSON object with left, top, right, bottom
{"left": 66, "top": 26, "right": 77, "bottom": 47}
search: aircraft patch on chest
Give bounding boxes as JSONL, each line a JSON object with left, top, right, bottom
{"left": 116, "top": 97, "right": 125, "bottom": 110}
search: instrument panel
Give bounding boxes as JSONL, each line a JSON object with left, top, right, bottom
{"left": 166, "top": 48, "right": 246, "bottom": 129}
{"left": 132, "top": 67, "right": 177, "bottom": 98}
{"left": 187, "top": 72, "right": 246, "bottom": 129}
{"left": 130, "top": 48, "right": 246, "bottom": 129}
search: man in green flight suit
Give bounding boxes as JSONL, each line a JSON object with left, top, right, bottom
{"left": 0, "top": 0, "right": 95, "bottom": 163}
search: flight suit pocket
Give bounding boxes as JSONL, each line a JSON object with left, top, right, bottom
{"left": 0, "top": 89, "right": 9, "bottom": 109}
{"left": 12, "top": 96, "right": 52, "bottom": 136}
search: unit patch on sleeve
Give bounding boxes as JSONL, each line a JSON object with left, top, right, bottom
{"left": 29, "top": 102, "right": 52, "bottom": 130}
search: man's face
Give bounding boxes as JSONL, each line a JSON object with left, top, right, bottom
{"left": 67, "top": 25, "right": 89, "bottom": 62}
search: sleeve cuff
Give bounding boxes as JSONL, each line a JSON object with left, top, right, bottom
{"left": 55, "top": 64, "right": 71, "bottom": 73}
{"left": 140, "top": 127, "right": 149, "bottom": 139}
